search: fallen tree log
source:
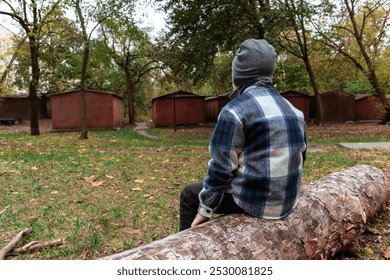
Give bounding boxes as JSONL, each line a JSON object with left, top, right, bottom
{"left": 100, "top": 165, "right": 390, "bottom": 260}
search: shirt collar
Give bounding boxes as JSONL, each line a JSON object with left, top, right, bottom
{"left": 228, "top": 77, "right": 273, "bottom": 99}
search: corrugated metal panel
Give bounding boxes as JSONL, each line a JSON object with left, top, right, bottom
{"left": 50, "top": 89, "right": 124, "bottom": 129}
{"left": 152, "top": 91, "right": 206, "bottom": 127}
{"left": 205, "top": 95, "right": 230, "bottom": 122}
{"left": 355, "top": 94, "right": 382, "bottom": 120}
{"left": 280, "top": 91, "right": 312, "bottom": 121}
{"left": 320, "top": 91, "right": 355, "bottom": 122}
{"left": 0, "top": 96, "right": 47, "bottom": 120}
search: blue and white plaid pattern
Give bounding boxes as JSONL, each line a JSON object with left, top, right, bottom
{"left": 199, "top": 85, "right": 307, "bottom": 219}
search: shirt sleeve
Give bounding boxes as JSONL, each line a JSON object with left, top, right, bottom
{"left": 198, "top": 108, "right": 244, "bottom": 217}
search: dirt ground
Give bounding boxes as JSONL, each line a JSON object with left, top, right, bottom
{"left": 1, "top": 119, "right": 389, "bottom": 137}
{"left": 0, "top": 119, "right": 52, "bottom": 134}
{"left": 306, "top": 121, "right": 390, "bottom": 138}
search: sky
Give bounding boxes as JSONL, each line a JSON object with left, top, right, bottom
{"left": 0, "top": 1, "right": 166, "bottom": 37}
{"left": 136, "top": 4, "right": 166, "bottom": 36}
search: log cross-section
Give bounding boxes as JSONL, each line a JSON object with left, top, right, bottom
{"left": 99, "top": 165, "right": 390, "bottom": 260}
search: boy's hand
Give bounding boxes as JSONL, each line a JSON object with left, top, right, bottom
{"left": 191, "top": 213, "right": 209, "bottom": 228}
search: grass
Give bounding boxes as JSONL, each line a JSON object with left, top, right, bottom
{"left": 0, "top": 123, "right": 389, "bottom": 259}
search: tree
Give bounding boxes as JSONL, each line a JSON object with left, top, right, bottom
{"left": 275, "top": 52, "right": 310, "bottom": 93}
{"left": 158, "top": 0, "right": 267, "bottom": 85}
{"left": 67, "top": 0, "right": 133, "bottom": 139}
{"left": 10, "top": 17, "right": 85, "bottom": 99}
{"left": 84, "top": 40, "right": 123, "bottom": 93}
{"left": 159, "top": 0, "right": 327, "bottom": 122}
{"left": 0, "top": 0, "right": 63, "bottom": 135}
{"left": 315, "top": 0, "right": 390, "bottom": 122}
{"left": 100, "top": 14, "right": 160, "bottom": 124}
{"left": 38, "top": 16, "right": 84, "bottom": 95}
{"left": 275, "top": 0, "right": 324, "bottom": 123}
{"left": 71, "top": 0, "right": 91, "bottom": 139}
{"left": 0, "top": 30, "right": 26, "bottom": 96}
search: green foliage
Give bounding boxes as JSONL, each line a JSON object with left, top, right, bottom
{"left": 159, "top": 0, "right": 264, "bottom": 84}
{"left": 85, "top": 40, "right": 124, "bottom": 93}
{"left": 275, "top": 55, "right": 310, "bottom": 93}
{"left": 344, "top": 74, "right": 375, "bottom": 94}
{"left": 39, "top": 17, "right": 85, "bottom": 95}
{"left": 99, "top": 13, "right": 160, "bottom": 122}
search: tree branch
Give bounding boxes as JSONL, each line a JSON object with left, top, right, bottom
{"left": 12, "top": 239, "right": 64, "bottom": 255}
{"left": 0, "top": 229, "right": 64, "bottom": 259}
{"left": 0, "top": 228, "right": 32, "bottom": 260}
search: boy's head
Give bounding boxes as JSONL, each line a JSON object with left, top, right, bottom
{"left": 232, "top": 39, "right": 276, "bottom": 87}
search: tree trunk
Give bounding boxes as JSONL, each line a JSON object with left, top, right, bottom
{"left": 126, "top": 79, "right": 136, "bottom": 125}
{"left": 75, "top": 0, "right": 89, "bottom": 140}
{"left": 29, "top": 36, "right": 40, "bottom": 136}
{"left": 79, "top": 43, "right": 89, "bottom": 140}
{"left": 304, "top": 58, "right": 324, "bottom": 124}
{"left": 99, "top": 165, "right": 389, "bottom": 260}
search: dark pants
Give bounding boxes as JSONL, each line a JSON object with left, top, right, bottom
{"left": 179, "top": 181, "right": 248, "bottom": 231}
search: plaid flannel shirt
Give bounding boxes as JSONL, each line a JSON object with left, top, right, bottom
{"left": 199, "top": 83, "right": 307, "bottom": 219}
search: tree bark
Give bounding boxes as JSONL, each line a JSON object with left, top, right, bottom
{"left": 28, "top": 34, "right": 41, "bottom": 136}
{"left": 11, "top": 239, "right": 64, "bottom": 255}
{"left": 126, "top": 78, "right": 136, "bottom": 125}
{"left": 99, "top": 165, "right": 389, "bottom": 260}
{"left": 75, "top": 0, "right": 89, "bottom": 140}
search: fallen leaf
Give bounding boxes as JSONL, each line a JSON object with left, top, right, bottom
{"left": 92, "top": 180, "right": 105, "bottom": 187}
{"left": 0, "top": 206, "right": 9, "bottom": 215}
{"left": 106, "top": 174, "right": 114, "bottom": 179}
{"left": 51, "top": 191, "right": 59, "bottom": 195}
{"left": 132, "top": 188, "right": 142, "bottom": 191}
{"left": 134, "top": 179, "right": 144, "bottom": 183}
{"left": 84, "top": 175, "right": 97, "bottom": 183}
{"left": 31, "top": 166, "right": 38, "bottom": 170}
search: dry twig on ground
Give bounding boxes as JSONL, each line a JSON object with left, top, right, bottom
{"left": 0, "top": 228, "right": 32, "bottom": 260}
{"left": 0, "top": 228, "right": 64, "bottom": 259}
